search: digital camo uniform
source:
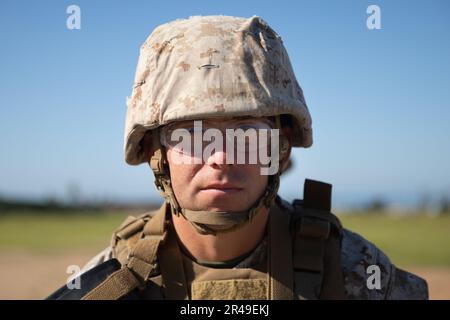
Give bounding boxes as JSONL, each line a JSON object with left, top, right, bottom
{"left": 48, "top": 15, "right": 428, "bottom": 300}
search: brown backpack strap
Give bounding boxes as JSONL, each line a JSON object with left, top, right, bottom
{"left": 81, "top": 266, "right": 141, "bottom": 300}
{"left": 291, "top": 179, "right": 346, "bottom": 300}
{"left": 82, "top": 204, "right": 168, "bottom": 300}
{"left": 268, "top": 204, "right": 294, "bottom": 300}
{"left": 158, "top": 224, "right": 189, "bottom": 299}
{"left": 303, "top": 179, "right": 332, "bottom": 211}
{"left": 124, "top": 203, "right": 168, "bottom": 282}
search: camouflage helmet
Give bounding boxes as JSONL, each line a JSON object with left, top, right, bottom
{"left": 124, "top": 15, "right": 312, "bottom": 165}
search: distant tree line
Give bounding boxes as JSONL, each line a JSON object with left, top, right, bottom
{"left": 0, "top": 197, "right": 102, "bottom": 214}
{"left": 0, "top": 197, "right": 159, "bottom": 215}
{"left": 362, "top": 194, "right": 450, "bottom": 215}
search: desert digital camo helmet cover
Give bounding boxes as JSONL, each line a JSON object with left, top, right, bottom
{"left": 124, "top": 15, "right": 313, "bottom": 165}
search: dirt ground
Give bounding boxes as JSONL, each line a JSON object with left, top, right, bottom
{"left": 0, "top": 251, "right": 97, "bottom": 300}
{"left": 0, "top": 252, "right": 449, "bottom": 300}
{"left": 407, "top": 267, "right": 450, "bottom": 300}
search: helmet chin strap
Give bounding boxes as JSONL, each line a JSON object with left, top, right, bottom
{"left": 148, "top": 116, "right": 289, "bottom": 236}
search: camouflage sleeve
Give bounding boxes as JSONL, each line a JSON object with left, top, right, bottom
{"left": 387, "top": 267, "right": 428, "bottom": 300}
{"left": 64, "top": 246, "right": 115, "bottom": 284}
{"left": 340, "top": 229, "right": 428, "bottom": 300}
{"left": 79, "top": 246, "right": 114, "bottom": 275}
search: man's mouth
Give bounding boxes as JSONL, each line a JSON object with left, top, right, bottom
{"left": 200, "top": 183, "right": 243, "bottom": 193}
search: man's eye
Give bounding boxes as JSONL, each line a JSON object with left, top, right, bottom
{"left": 237, "top": 124, "right": 258, "bottom": 131}
{"left": 185, "top": 127, "right": 203, "bottom": 134}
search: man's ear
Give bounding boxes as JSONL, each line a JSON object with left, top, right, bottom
{"left": 280, "top": 126, "right": 293, "bottom": 174}
{"left": 141, "top": 131, "right": 155, "bottom": 161}
{"left": 280, "top": 140, "right": 292, "bottom": 173}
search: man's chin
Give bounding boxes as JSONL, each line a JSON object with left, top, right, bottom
{"left": 195, "top": 192, "right": 253, "bottom": 212}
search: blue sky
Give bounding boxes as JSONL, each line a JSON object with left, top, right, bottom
{"left": 0, "top": 0, "right": 449, "bottom": 208}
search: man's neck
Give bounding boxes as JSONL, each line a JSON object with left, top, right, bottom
{"left": 171, "top": 206, "right": 269, "bottom": 262}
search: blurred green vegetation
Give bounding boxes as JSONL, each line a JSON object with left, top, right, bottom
{"left": 339, "top": 213, "right": 450, "bottom": 267}
{"left": 0, "top": 212, "right": 129, "bottom": 253}
{"left": 0, "top": 211, "right": 449, "bottom": 267}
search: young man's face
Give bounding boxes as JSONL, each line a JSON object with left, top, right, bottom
{"left": 163, "top": 117, "right": 275, "bottom": 213}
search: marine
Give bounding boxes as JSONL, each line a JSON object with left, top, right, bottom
{"left": 47, "top": 15, "right": 428, "bottom": 300}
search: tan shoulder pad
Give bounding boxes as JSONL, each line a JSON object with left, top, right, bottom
{"left": 110, "top": 209, "right": 159, "bottom": 265}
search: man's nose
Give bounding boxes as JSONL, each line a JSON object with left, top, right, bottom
{"left": 205, "top": 148, "right": 230, "bottom": 166}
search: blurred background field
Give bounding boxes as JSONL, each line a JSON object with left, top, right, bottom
{"left": 0, "top": 209, "right": 449, "bottom": 299}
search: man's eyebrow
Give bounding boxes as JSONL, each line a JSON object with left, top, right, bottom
{"left": 163, "top": 116, "right": 273, "bottom": 129}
